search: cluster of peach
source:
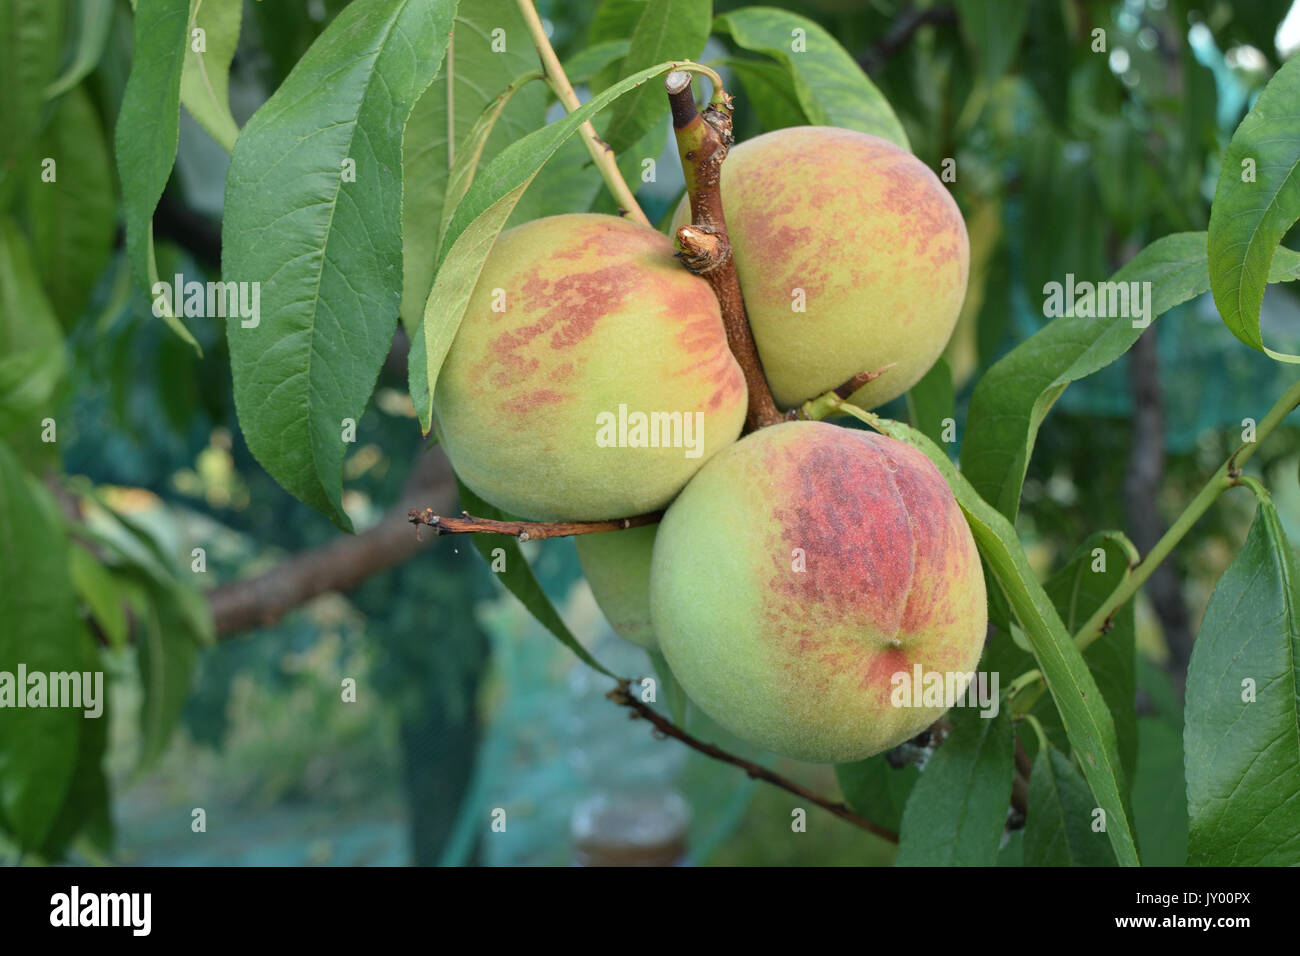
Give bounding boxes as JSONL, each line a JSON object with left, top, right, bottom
{"left": 433, "top": 127, "right": 986, "bottom": 763}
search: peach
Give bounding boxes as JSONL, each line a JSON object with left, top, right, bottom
{"left": 649, "top": 421, "right": 986, "bottom": 762}
{"left": 575, "top": 524, "right": 658, "bottom": 650}
{"left": 672, "top": 126, "right": 969, "bottom": 409}
{"left": 434, "top": 214, "right": 747, "bottom": 520}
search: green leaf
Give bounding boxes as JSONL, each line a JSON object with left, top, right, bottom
{"left": 955, "top": 0, "right": 1030, "bottom": 84}
{"left": 895, "top": 707, "right": 1013, "bottom": 865}
{"left": 408, "top": 59, "right": 688, "bottom": 429}
{"left": 722, "top": 56, "right": 810, "bottom": 132}
{"left": 905, "top": 355, "right": 954, "bottom": 450}
{"left": 114, "top": 0, "right": 188, "bottom": 294}
{"left": 563, "top": 39, "right": 631, "bottom": 85}
{"left": 68, "top": 542, "right": 128, "bottom": 649}
{"left": 714, "top": 6, "right": 908, "bottom": 149}
{"left": 27, "top": 85, "right": 116, "bottom": 327}
{"left": 222, "top": 0, "right": 459, "bottom": 531}
{"left": 1024, "top": 746, "right": 1118, "bottom": 866}
{"left": 0, "top": 0, "right": 63, "bottom": 210}
{"left": 963, "top": 232, "right": 1300, "bottom": 521}
{"left": 835, "top": 754, "right": 918, "bottom": 835}
{"left": 0, "top": 441, "right": 95, "bottom": 850}
{"left": 1208, "top": 55, "right": 1300, "bottom": 361}
{"left": 648, "top": 649, "right": 687, "bottom": 725}
{"left": 457, "top": 480, "right": 615, "bottom": 678}
{"left": 134, "top": 578, "right": 200, "bottom": 772}
{"left": 39, "top": 691, "right": 111, "bottom": 861}
{"left": 0, "top": 217, "right": 65, "bottom": 461}
{"left": 602, "top": 0, "right": 712, "bottom": 155}
{"left": 399, "top": 0, "right": 547, "bottom": 333}
{"left": 1184, "top": 492, "right": 1300, "bottom": 865}
{"left": 179, "top": 0, "right": 241, "bottom": 152}
{"left": 45, "top": 0, "right": 115, "bottom": 100}
{"left": 1042, "top": 532, "right": 1139, "bottom": 785}
{"left": 1132, "top": 716, "right": 1188, "bottom": 866}
{"left": 846, "top": 409, "right": 1141, "bottom": 865}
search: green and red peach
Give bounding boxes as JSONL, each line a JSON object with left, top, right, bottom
{"left": 649, "top": 420, "right": 986, "bottom": 763}
{"left": 672, "top": 126, "right": 969, "bottom": 409}
{"left": 434, "top": 213, "right": 747, "bottom": 521}
{"left": 575, "top": 523, "right": 658, "bottom": 650}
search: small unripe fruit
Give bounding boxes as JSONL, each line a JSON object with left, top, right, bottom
{"left": 575, "top": 524, "right": 658, "bottom": 650}
{"left": 672, "top": 126, "right": 969, "bottom": 409}
{"left": 650, "top": 421, "right": 986, "bottom": 763}
{"left": 434, "top": 214, "right": 747, "bottom": 520}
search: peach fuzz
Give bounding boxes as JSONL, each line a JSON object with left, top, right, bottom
{"left": 672, "top": 126, "right": 968, "bottom": 410}
{"left": 434, "top": 214, "right": 747, "bottom": 521}
{"left": 649, "top": 421, "right": 986, "bottom": 763}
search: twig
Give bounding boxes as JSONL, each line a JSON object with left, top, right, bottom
{"left": 608, "top": 679, "right": 899, "bottom": 842}
{"left": 859, "top": 4, "right": 957, "bottom": 76}
{"left": 665, "top": 70, "right": 784, "bottom": 432}
{"left": 210, "top": 448, "right": 457, "bottom": 637}
{"left": 515, "top": 0, "right": 651, "bottom": 227}
{"left": 408, "top": 507, "right": 661, "bottom": 541}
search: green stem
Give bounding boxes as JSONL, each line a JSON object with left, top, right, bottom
{"left": 1011, "top": 375, "right": 1300, "bottom": 712}
{"left": 515, "top": 0, "right": 651, "bottom": 227}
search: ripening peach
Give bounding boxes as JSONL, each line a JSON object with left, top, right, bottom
{"left": 649, "top": 421, "right": 986, "bottom": 763}
{"left": 434, "top": 214, "right": 747, "bottom": 520}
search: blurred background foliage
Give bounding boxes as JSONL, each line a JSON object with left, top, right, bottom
{"left": 10, "top": 0, "right": 1300, "bottom": 865}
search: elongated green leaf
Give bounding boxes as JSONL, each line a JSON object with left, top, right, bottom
{"left": 1042, "top": 532, "right": 1138, "bottom": 784}
{"left": 68, "top": 542, "right": 128, "bottom": 649}
{"left": 458, "top": 481, "right": 614, "bottom": 678}
{"left": 563, "top": 39, "right": 631, "bottom": 85}
{"left": 602, "top": 0, "right": 712, "bottom": 154}
{"left": 722, "top": 56, "right": 810, "bottom": 132}
{"left": 0, "top": 441, "right": 95, "bottom": 850}
{"left": 179, "top": 0, "right": 241, "bottom": 152}
{"left": 134, "top": 577, "right": 199, "bottom": 771}
{"left": 45, "top": 0, "right": 114, "bottom": 99}
{"left": 846, "top": 409, "right": 1140, "bottom": 865}
{"left": 223, "top": 0, "right": 458, "bottom": 531}
{"left": 906, "top": 356, "right": 954, "bottom": 450}
{"left": 1208, "top": 56, "right": 1300, "bottom": 361}
{"left": 27, "top": 85, "right": 115, "bottom": 327}
{"left": 955, "top": 0, "right": 1030, "bottom": 84}
{"left": 963, "top": 232, "right": 1300, "bottom": 521}
{"left": 38, "top": 690, "right": 111, "bottom": 860}
{"left": 115, "top": 0, "right": 188, "bottom": 293}
{"left": 0, "top": 217, "right": 64, "bottom": 464}
{"left": 895, "top": 707, "right": 1013, "bottom": 865}
{"left": 714, "top": 7, "right": 907, "bottom": 149}
{"left": 0, "top": 0, "right": 62, "bottom": 209}
{"left": 1024, "top": 746, "right": 1118, "bottom": 866}
{"left": 835, "top": 755, "right": 918, "bottom": 836}
{"left": 400, "top": 0, "right": 547, "bottom": 333}
{"left": 1185, "top": 492, "right": 1300, "bottom": 865}
{"left": 1132, "top": 716, "right": 1188, "bottom": 866}
{"left": 409, "top": 60, "right": 686, "bottom": 428}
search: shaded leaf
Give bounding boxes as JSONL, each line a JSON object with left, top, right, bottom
{"left": 0, "top": 0, "right": 63, "bottom": 209}
{"left": 835, "top": 754, "right": 919, "bottom": 835}
{"left": 1184, "top": 492, "right": 1300, "bottom": 865}
{"left": 1208, "top": 55, "right": 1300, "bottom": 360}
{"left": 223, "top": 0, "right": 459, "bottom": 530}
{"left": 1024, "top": 746, "right": 1118, "bottom": 865}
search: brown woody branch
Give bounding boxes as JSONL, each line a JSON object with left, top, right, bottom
{"left": 407, "top": 507, "right": 661, "bottom": 541}
{"left": 608, "top": 678, "right": 899, "bottom": 842}
{"left": 210, "top": 447, "right": 458, "bottom": 637}
{"left": 665, "top": 71, "right": 784, "bottom": 432}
